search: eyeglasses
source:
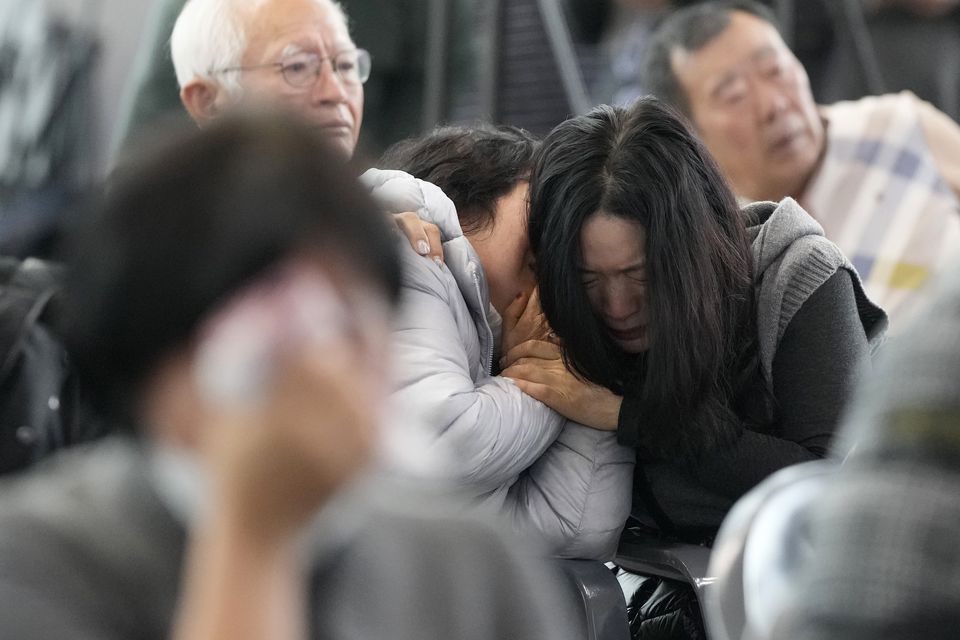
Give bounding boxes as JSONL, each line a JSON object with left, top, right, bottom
{"left": 214, "top": 48, "right": 371, "bottom": 88}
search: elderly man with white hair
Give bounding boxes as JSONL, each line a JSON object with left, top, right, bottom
{"left": 169, "top": 0, "right": 444, "bottom": 261}
{"left": 172, "top": 0, "right": 365, "bottom": 160}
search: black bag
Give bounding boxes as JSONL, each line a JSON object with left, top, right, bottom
{"left": 0, "top": 256, "right": 100, "bottom": 474}
{"left": 625, "top": 573, "right": 705, "bottom": 640}
{"left": 622, "top": 464, "right": 711, "bottom": 640}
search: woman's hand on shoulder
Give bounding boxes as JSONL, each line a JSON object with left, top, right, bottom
{"left": 502, "top": 339, "right": 622, "bottom": 431}
{"left": 393, "top": 211, "right": 444, "bottom": 266}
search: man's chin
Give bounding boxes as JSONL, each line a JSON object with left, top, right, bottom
{"left": 316, "top": 129, "right": 356, "bottom": 162}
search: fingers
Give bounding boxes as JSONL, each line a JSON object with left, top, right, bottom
{"left": 503, "top": 290, "right": 530, "bottom": 328}
{"left": 393, "top": 211, "right": 429, "bottom": 254}
{"left": 509, "top": 378, "right": 556, "bottom": 407}
{"left": 503, "top": 292, "right": 530, "bottom": 324}
{"left": 501, "top": 360, "right": 545, "bottom": 385}
{"left": 422, "top": 222, "right": 444, "bottom": 265}
{"left": 518, "top": 290, "right": 554, "bottom": 344}
{"left": 520, "top": 287, "right": 542, "bottom": 323}
{"left": 393, "top": 212, "right": 445, "bottom": 266}
{"left": 503, "top": 339, "right": 562, "bottom": 368}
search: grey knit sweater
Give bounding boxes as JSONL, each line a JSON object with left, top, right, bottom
{"left": 624, "top": 198, "right": 887, "bottom": 534}
{"left": 747, "top": 197, "right": 887, "bottom": 388}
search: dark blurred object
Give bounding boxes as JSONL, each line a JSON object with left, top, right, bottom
{"left": 626, "top": 575, "right": 705, "bottom": 640}
{"left": 557, "top": 560, "right": 631, "bottom": 640}
{"left": 866, "top": 0, "right": 959, "bottom": 18}
{"left": 820, "top": 1, "right": 960, "bottom": 120}
{"left": 566, "top": 0, "right": 615, "bottom": 43}
{"left": 0, "top": 185, "right": 76, "bottom": 259}
{"left": 0, "top": 1, "right": 97, "bottom": 215}
{"left": 0, "top": 256, "right": 103, "bottom": 475}
{"left": 475, "top": 0, "right": 606, "bottom": 137}
{"left": 582, "top": 1, "right": 670, "bottom": 105}
{"left": 111, "top": 0, "right": 192, "bottom": 155}
{"left": 616, "top": 521, "right": 712, "bottom": 640}
{"left": 347, "top": 0, "right": 478, "bottom": 158}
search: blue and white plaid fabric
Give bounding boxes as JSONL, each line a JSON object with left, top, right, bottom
{"left": 801, "top": 92, "right": 960, "bottom": 331}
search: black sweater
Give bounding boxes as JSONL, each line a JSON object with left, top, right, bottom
{"left": 621, "top": 271, "right": 871, "bottom": 534}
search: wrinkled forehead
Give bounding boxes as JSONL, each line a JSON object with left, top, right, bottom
{"left": 580, "top": 214, "right": 647, "bottom": 272}
{"left": 671, "top": 11, "right": 790, "bottom": 94}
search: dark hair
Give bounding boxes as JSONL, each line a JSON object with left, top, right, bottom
{"left": 378, "top": 124, "right": 538, "bottom": 235}
{"left": 62, "top": 111, "right": 401, "bottom": 427}
{"left": 528, "top": 97, "right": 758, "bottom": 457}
{"left": 644, "top": 0, "right": 778, "bottom": 116}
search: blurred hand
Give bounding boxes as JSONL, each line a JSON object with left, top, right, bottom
{"left": 499, "top": 288, "right": 556, "bottom": 368}
{"left": 200, "top": 340, "right": 377, "bottom": 545}
{"left": 502, "top": 339, "right": 622, "bottom": 431}
{"left": 393, "top": 211, "right": 444, "bottom": 266}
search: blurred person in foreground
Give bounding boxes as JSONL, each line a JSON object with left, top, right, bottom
{"left": 169, "top": 0, "right": 444, "bottom": 263}
{"left": 643, "top": 0, "right": 960, "bottom": 327}
{"left": 371, "top": 125, "right": 634, "bottom": 559}
{"left": 0, "top": 112, "right": 572, "bottom": 640}
{"left": 769, "top": 266, "right": 960, "bottom": 639}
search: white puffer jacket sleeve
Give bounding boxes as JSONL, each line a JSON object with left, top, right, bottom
{"left": 364, "top": 168, "right": 635, "bottom": 559}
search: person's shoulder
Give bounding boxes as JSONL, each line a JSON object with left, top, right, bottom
{"left": 822, "top": 91, "right": 925, "bottom": 124}
{"left": 0, "top": 438, "right": 181, "bottom": 567}
{"left": 0, "top": 438, "right": 138, "bottom": 523}
{"left": 318, "top": 480, "right": 578, "bottom": 640}
{"left": 0, "top": 439, "right": 178, "bottom": 640}
{"left": 361, "top": 168, "right": 463, "bottom": 239}
{"left": 750, "top": 198, "right": 841, "bottom": 270}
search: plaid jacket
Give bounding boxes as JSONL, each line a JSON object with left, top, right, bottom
{"left": 801, "top": 92, "right": 960, "bottom": 331}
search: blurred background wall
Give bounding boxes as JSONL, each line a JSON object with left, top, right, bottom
{"left": 46, "top": 0, "right": 154, "bottom": 175}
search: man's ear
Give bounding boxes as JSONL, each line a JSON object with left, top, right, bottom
{"left": 180, "top": 79, "right": 227, "bottom": 125}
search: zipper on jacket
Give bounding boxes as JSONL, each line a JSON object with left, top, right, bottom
{"left": 468, "top": 262, "right": 495, "bottom": 375}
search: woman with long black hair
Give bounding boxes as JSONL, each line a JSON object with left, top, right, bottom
{"left": 504, "top": 97, "right": 887, "bottom": 540}
{"left": 501, "top": 97, "right": 886, "bottom": 637}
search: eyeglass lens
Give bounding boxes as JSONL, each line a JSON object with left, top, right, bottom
{"left": 280, "top": 50, "right": 371, "bottom": 87}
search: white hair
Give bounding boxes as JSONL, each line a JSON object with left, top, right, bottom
{"left": 170, "top": 0, "right": 348, "bottom": 96}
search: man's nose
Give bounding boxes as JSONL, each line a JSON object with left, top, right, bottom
{"left": 310, "top": 61, "right": 350, "bottom": 103}
{"left": 755, "top": 79, "right": 789, "bottom": 122}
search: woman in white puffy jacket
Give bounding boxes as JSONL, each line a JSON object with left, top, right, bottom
{"left": 365, "top": 125, "right": 634, "bottom": 559}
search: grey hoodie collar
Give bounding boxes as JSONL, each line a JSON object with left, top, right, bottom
{"left": 744, "top": 197, "right": 825, "bottom": 279}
